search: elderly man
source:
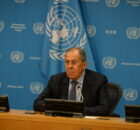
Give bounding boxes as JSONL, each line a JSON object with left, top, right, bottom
{"left": 34, "top": 47, "right": 109, "bottom": 116}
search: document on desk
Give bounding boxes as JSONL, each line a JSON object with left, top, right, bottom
{"left": 85, "top": 116, "right": 110, "bottom": 120}
{"left": 85, "top": 116, "right": 100, "bottom": 119}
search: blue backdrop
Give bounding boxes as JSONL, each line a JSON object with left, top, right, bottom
{"left": 0, "top": 0, "right": 140, "bottom": 117}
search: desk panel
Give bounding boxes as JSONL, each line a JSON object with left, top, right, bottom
{"left": 0, "top": 110, "right": 140, "bottom": 130}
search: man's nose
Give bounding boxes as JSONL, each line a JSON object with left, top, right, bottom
{"left": 67, "top": 62, "right": 73, "bottom": 68}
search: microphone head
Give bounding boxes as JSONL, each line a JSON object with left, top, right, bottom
{"left": 77, "top": 86, "right": 80, "bottom": 89}
{"left": 77, "top": 86, "right": 83, "bottom": 102}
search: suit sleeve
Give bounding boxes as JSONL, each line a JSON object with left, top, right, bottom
{"left": 33, "top": 76, "right": 53, "bottom": 112}
{"left": 84, "top": 76, "right": 109, "bottom": 116}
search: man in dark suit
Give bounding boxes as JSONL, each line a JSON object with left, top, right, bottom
{"left": 34, "top": 48, "right": 109, "bottom": 116}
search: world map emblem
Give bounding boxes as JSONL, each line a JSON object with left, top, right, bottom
{"left": 10, "top": 51, "right": 24, "bottom": 63}
{"left": 30, "top": 82, "right": 44, "bottom": 94}
{"left": 87, "top": 25, "right": 96, "bottom": 37}
{"left": 33, "top": 22, "right": 44, "bottom": 35}
{"left": 0, "top": 21, "right": 4, "bottom": 32}
{"left": 14, "top": 0, "right": 26, "bottom": 3}
{"left": 46, "top": 3, "right": 86, "bottom": 60}
{"left": 105, "top": 0, "right": 120, "bottom": 7}
{"left": 0, "top": 81, "right": 1, "bottom": 88}
{"left": 124, "top": 88, "right": 138, "bottom": 101}
{"left": 103, "top": 56, "right": 117, "bottom": 69}
{"left": 126, "top": 27, "right": 140, "bottom": 40}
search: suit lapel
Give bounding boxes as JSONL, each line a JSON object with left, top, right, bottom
{"left": 60, "top": 76, "right": 69, "bottom": 100}
{"left": 82, "top": 70, "right": 90, "bottom": 99}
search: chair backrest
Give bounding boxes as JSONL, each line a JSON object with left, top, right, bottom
{"left": 107, "top": 82, "right": 122, "bottom": 115}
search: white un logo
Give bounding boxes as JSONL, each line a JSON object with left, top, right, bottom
{"left": 0, "top": 21, "right": 4, "bottom": 32}
{"left": 30, "top": 82, "right": 44, "bottom": 94}
{"left": 46, "top": 3, "right": 86, "bottom": 60}
{"left": 0, "top": 81, "right": 1, "bottom": 88}
{"left": 87, "top": 25, "right": 96, "bottom": 37}
{"left": 10, "top": 51, "right": 24, "bottom": 63}
{"left": 126, "top": 27, "right": 140, "bottom": 40}
{"left": 103, "top": 56, "right": 117, "bottom": 69}
{"left": 105, "top": 0, "right": 120, "bottom": 7}
{"left": 124, "top": 88, "right": 138, "bottom": 101}
{"left": 14, "top": 0, "right": 26, "bottom": 3}
{"left": 33, "top": 22, "right": 44, "bottom": 35}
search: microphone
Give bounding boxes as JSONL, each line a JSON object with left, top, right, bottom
{"left": 77, "top": 86, "right": 83, "bottom": 102}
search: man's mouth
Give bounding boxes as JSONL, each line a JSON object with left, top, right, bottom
{"left": 67, "top": 71, "right": 75, "bottom": 75}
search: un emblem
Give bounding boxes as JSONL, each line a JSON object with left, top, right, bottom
{"left": 126, "top": 27, "right": 140, "bottom": 40}
{"left": 105, "top": 0, "right": 120, "bottom": 7}
{"left": 0, "top": 81, "right": 1, "bottom": 88}
{"left": 103, "top": 56, "right": 117, "bottom": 69}
{"left": 10, "top": 51, "right": 24, "bottom": 63}
{"left": 14, "top": 0, "right": 26, "bottom": 3}
{"left": 46, "top": 3, "right": 86, "bottom": 60}
{"left": 124, "top": 88, "right": 138, "bottom": 101}
{"left": 0, "top": 21, "right": 4, "bottom": 32}
{"left": 30, "top": 82, "right": 44, "bottom": 94}
{"left": 87, "top": 25, "right": 96, "bottom": 37}
{"left": 33, "top": 22, "right": 44, "bottom": 35}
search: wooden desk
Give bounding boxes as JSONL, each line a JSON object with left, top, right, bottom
{"left": 0, "top": 109, "right": 140, "bottom": 130}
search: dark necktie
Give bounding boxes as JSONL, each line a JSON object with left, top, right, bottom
{"left": 68, "top": 81, "right": 78, "bottom": 100}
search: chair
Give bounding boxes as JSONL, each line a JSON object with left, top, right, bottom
{"left": 107, "top": 82, "right": 122, "bottom": 117}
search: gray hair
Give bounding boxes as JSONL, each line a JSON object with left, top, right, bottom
{"left": 65, "top": 47, "right": 87, "bottom": 61}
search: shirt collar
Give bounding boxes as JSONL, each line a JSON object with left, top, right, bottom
{"left": 70, "top": 70, "right": 85, "bottom": 85}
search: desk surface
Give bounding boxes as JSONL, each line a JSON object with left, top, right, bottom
{"left": 0, "top": 109, "right": 140, "bottom": 130}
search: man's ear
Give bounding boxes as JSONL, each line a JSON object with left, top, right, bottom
{"left": 84, "top": 61, "right": 87, "bottom": 68}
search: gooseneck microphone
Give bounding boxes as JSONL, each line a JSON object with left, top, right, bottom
{"left": 77, "top": 86, "right": 83, "bottom": 102}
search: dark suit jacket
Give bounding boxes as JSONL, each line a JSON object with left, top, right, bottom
{"left": 33, "top": 69, "right": 109, "bottom": 116}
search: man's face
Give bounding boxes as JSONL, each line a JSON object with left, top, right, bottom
{"left": 65, "top": 50, "right": 87, "bottom": 80}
